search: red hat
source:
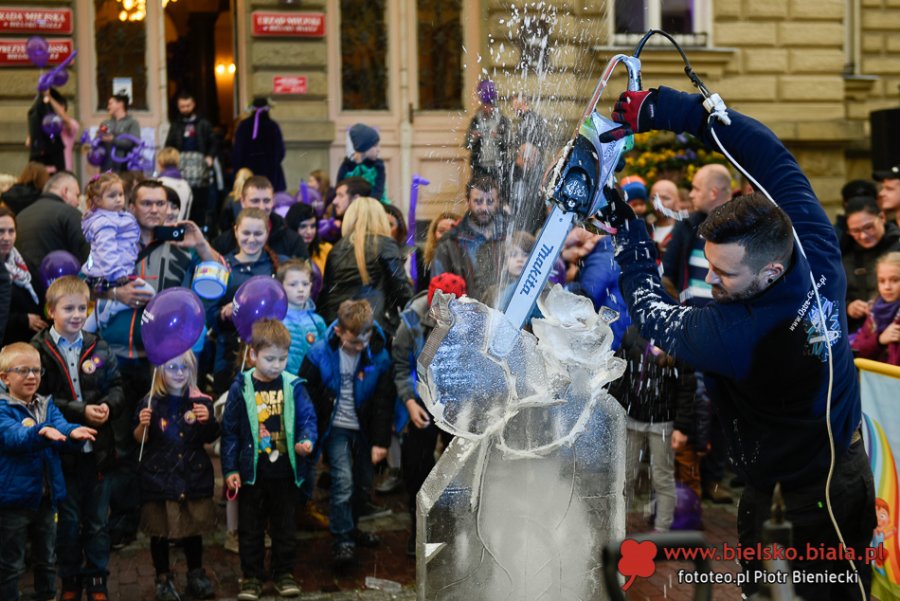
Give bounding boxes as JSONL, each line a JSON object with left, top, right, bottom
{"left": 428, "top": 273, "right": 467, "bottom": 305}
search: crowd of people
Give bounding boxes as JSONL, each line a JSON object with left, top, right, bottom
{"left": 0, "top": 79, "right": 897, "bottom": 601}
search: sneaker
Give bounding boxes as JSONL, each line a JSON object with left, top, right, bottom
{"left": 85, "top": 576, "right": 109, "bottom": 601}
{"left": 60, "top": 577, "right": 82, "bottom": 601}
{"left": 237, "top": 577, "right": 263, "bottom": 601}
{"left": 352, "top": 528, "right": 381, "bottom": 548}
{"left": 224, "top": 530, "right": 239, "bottom": 553}
{"left": 702, "top": 481, "right": 733, "bottom": 504}
{"left": 186, "top": 568, "right": 214, "bottom": 600}
{"left": 358, "top": 501, "right": 391, "bottom": 522}
{"left": 155, "top": 575, "right": 181, "bottom": 601}
{"left": 333, "top": 541, "right": 356, "bottom": 567}
{"left": 375, "top": 468, "right": 403, "bottom": 493}
{"left": 274, "top": 573, "right": 301, "bottom": 598}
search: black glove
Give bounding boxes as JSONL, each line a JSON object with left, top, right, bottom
{"left": 598, "top": 89, "right": 659, "bottom": 143}
{"left": 596, "top": 185, "right": 636, "bottom": 231}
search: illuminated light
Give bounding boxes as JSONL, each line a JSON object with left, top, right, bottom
{"left": 123, "top": 0, "right": 134, "bottom": 10}
{"left": 228, "top": 63, "right": 236, "bottom": 74}
{"left": 119, "top": 10, "right": 128, "bottom": 20}
{"left": 215, "top": 64, "right": 225, "bottom": 75}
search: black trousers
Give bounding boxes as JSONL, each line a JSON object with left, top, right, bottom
{"left": 401, "top": 420, "right": 452, "bottom": 519}
{"left": 237, "top": 477, "right": 299, "bottom": 579}
{"left": 738, "top": 439, "right": 876, "bottom": 600}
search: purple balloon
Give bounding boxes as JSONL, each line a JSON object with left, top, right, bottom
{"left": 42, "top": 114, "right": 62, "bottom": 137}
{"left": 87, "top": 146, "right": 106, "bottom": 167}
{"left": 318, "top": 217, "right": 340, "bottom": 243}
{"left": 51, "top": 69, "right": 69, "bottom": 87}
{"left": 39, "top": 250, "right": 80, "bottom": 288}
{"left": 670, "top": 483, "right": 703, "bottom": 531}
{"left": 477, "top": 79, "right": 497, "bottom": 105}
{"left": 232, "top": 276, "right": 288, "bottom": 343}
{"left": 140, "top": 288, "right": 205, "bottom": 366}
{"left": 26, "top": 36, "right": 49, "bottom": 68}
{"left": 311, "top": 261, "right": 323, "bottom": 301}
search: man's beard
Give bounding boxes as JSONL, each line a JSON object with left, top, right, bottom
{"left": 711, "top": 279, "right": 763, "bottom": 303}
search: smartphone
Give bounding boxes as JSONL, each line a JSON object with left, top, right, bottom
{"left": 154, "top": 225, "right": 186, "bottom": 242}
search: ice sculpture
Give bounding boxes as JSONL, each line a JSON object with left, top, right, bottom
{"left": 416, "top": 285, "right": 627, "bottom": 601}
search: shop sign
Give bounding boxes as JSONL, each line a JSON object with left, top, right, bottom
{"left": 273, "top": 75, "right": 308, "bottom": 95}
{"left": 252, "top": 11, "right": 325, "bottom": 37}
{"left": 0, "top": 7, "right": 73, "bottom": 35}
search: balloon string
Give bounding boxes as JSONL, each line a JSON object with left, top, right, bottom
{"left": 241, "top": 346, "right": 248, "bottom": 373}
{"left": 138, "top": 366, "right": 158, "bottom": 462}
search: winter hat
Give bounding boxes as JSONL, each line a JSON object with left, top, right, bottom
{"left": 349, "top": 123, "right": 380, "bottom": 153}
{"left": 619, "top": 175, "right": 648, "bottom": 202}
{"left": 428, "top": 273, "right": 468, "bottom": 306}
{"left": 477, "top": 79, "right": 498, "bottom": 105}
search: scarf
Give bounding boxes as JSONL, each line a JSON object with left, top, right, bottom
{"left": 872, "top": 297, "right": 900, "bottom": 333}
{"left": 4, "top": 246, "right": 39, "bottom": 304}
{"left": 160, "top": 166, "right": 182, "bottom": 179}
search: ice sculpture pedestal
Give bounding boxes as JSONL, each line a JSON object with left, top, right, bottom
{"left": 416, "top": 286, "right": 627, "bottom": 601}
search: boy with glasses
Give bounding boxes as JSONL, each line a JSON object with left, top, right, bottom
{"left": 0, "top": 342, "right": 96, "bottom": 601}
{"left": 31, "top": 276, "right": 124, "bottom": 601}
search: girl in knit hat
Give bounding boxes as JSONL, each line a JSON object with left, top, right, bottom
{"left": 336, "top": 123, "right": 387, "bottom": 202}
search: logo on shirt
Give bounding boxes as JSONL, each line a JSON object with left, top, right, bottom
{"left": 81, "top": 356, "right": 102, "bottom": 374}
{"left": 306, "top": 332, "right": 316, "bottom": 344}
{"left": 21, "top": 417, "right": 36, "bottom": 428}
{"left": 183, "top": 409, "right": 197, "bottom": 424}
{"left": 804, "top": 296, "right": 841, "bottom": 362}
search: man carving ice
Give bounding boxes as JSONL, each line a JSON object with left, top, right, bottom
{"left": 599, "top": 87, "right": 875, "bottom": 600}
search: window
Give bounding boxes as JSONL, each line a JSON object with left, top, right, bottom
{"left": 417, "top": 0, "right": 463, "bottom": 110}
{"left": 613, "top": 0, "right": 709, "bottom": 47}
{"left": 340, "top": 0, "right": 388, "bottom": 111}
{"left": 94, "top": 0, "right": 148, "bottom": 110}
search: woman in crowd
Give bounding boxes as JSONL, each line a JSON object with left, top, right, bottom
{"left": 0, "top": 206, "right": 45, "bottom": 346}
{"left": 0, "top": 162, "right": 49, "bottom": 215}
{"left": 422, "top": 211, "right": 459, "bottom": 291}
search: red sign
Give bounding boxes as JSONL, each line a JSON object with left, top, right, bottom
{"left": 0, "top": 7, "right": 73, "bottom": 35}
{"left": 0, "top": 37, "right": 73, "bottom": 66}
{"left": 252, "top": 11, "right": 325, "bottom": 37}
{"left": 273, "top": 75, "right": 308, "bottom": 95}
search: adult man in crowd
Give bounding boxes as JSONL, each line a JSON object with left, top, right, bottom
{"left": 100, "top": 93, "right": 141, "bottom": 173}
{"left": 602, "top": 86, "right": 874, "bottom": 600}
{"left": 875, "top": 164, "right": 900, "bottom": 227}
{"left": 660, "top": 162, "right": 735, "bottom": 505}
{"left": 165, "top": 91, "right": 218, "bottom": 230}
{"left": 323, "top": 176, "right": 372, "bottom": 240}
{"left": 211, "top": 175, "right": 308, "bottom": 259}
{"left": 431, "top": 175, "right": 507, "bottom": 302}
{"left": 15, "top": 171, "right": 87, "bottom": 290}
{"left": 99, "top": 178, "right": 223, "bottom": 546}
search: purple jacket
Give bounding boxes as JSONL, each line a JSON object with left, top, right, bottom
{"left": 81, "top": 209, "right": 141, "bottom": 282}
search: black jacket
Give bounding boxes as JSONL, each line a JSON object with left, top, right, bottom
{"left": 317, "top": 235, "right": 413, "bottom": 330}
{"left": 842, "top": 221, "right": 900, "bottom": 331}
{"left": 15, "top": 192, "right": 90, "bottom": 291}
{"left": 32, "top": 329, "right": 125, "bottom": 472}
{"left": 3, "top": 274, "right": 41, "bottom": 346}
{"left": 1, "top": 184, "right": 41, "bottom": 216}
{"left": 212, "top": 212, "right": 308, "bottom": 260}
{"left": 164, "top": 115, "right": 218, "bottom": 158}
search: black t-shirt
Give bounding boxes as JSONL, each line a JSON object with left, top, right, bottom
{"left": 252, "top": 375, "right": 292, "bottom": 479}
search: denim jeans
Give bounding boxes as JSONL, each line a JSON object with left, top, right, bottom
{"left": 57, "top": 453, "right": 112, "bottom": 579}
{"left": 326, "top": 427, "right": 374, "bottom": 544}
{"left": 0, "top": 497, "right": 57, "bottom": 601}
{"left": 237, "top": 477, "right": 298, "bottom": 579}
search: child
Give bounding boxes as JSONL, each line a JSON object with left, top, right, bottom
{"left": 80, "top": 172, "right": 154, "bottom": 331}
{"left": 300, "top": 300, "right": 395, "bottom": 568}
{"left": 222, "top": 319, "right": 317, "bottom": 601}
{"left": 611, "top": 325, "right": 695, "bottom": 533}
{"left": 278, "top": 259, "right": 327, "bottom": 375}
{"left": 394, "top": 274, "right": 467, "bottom": 556}
{"left": 853, "top": 251, "right": 900, "bottom": 365}
{"left": 31, "top": 276, "right": 125, "bottom": 601}
{"left": 133, "top": 350, "right": 218, "bottom": 601}
{"left": 0, "top": 343, "right": 96, "bottom": 601}
{"left": 486, "top": 231, "right": 542, "bottom": 321}
{"left": 336, "top": 123, "right": 386, "bottom": 202}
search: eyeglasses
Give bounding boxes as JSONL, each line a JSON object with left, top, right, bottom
{"left": 848, "top": 221, "right": 880, "bottom": 237}
{"left": 164, "top": 363, "right": 191, "bottom": 374}
{"left": 6, "top": 367, "right": 45, "bottom": 377}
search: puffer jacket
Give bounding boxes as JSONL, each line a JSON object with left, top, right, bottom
{"left": 135, "top": 388, "right": 219, "bottom": 502}
{"left": 32, "top": 329, "right": 125, "bottom": 472}
{"left": 0, "top": 391, "right": 79, "bottom": 509}
{"left": 299, "top": 321, "right": 395, "bottom": 451}
{"left": 317, "top": 235, "right": 413, "bottom": 333}
{"left": 842, "top": 222, "right": 900, "bottom": 331}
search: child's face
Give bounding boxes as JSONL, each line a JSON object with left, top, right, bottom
{"left": 297, "top": 217, "right": 317, "bottom": 245}
{"left": 49, "top": 293, "right": 88, "bottom": 340}
{"left": 506, "top": 247, "right": 529, "bottom": 279}
{"left": 283, "top": 269, "right": 312, "bottom": 307}
{"left": 307, "top": 176, "right": 320, "bottom": 192}
{"left": 96, "top": 183, "right": 125, "bottom": 212}
{"left": 165, "top": 202, "right": 179, "bottom": 225}
{"left": 250, "top": 344, "right": 288, "bottom": 382}
{"left": 162, "top": 359, "right": 191, "bottom": 394}
{"left": 235, "top": 217, "right": 268, "bottom": 257}
{"left": 0, "top": 351, "right": 42, "bottom": 401}
{"left": 878, "top": 263, "right": 900, "bottom": 303}
{"left": 336, "top": 326, "right": 372, "bottom": 357}
{"left": 362, "top": 144, "right": 380, "bottom": 160}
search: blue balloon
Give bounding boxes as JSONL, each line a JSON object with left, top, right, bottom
{"left": 232, "top": 276, "right": 288, "bottom": 343}
{"left": 140, "top": 288, "right": 205, "bottom": 366}
{"left": 39, "top": 250, "right": 80, "bottom": 289}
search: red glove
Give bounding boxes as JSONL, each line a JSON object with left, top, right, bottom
{"left": 599, "top": 89, "right": 658, "bottom": 142}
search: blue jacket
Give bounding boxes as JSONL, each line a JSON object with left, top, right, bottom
{"left": 614, "top": 87, "right": 860, "bottom": 491}
{"left": 135, "top": 389, "right": 220, "bottom": 502}
{"left": 299, "top": 322, "right": 395, "bottom": 451}
{"left": 0, "top": 391, "right": 79, "bottom": 509}
{"left": 284, "top": 302, "right": 327, "bottom": 375}
{"left": 574, "top": 235, "right": 631, "bottom": 350}
{"left": 221, "top": 370, "right": 317, "bottom": 488}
